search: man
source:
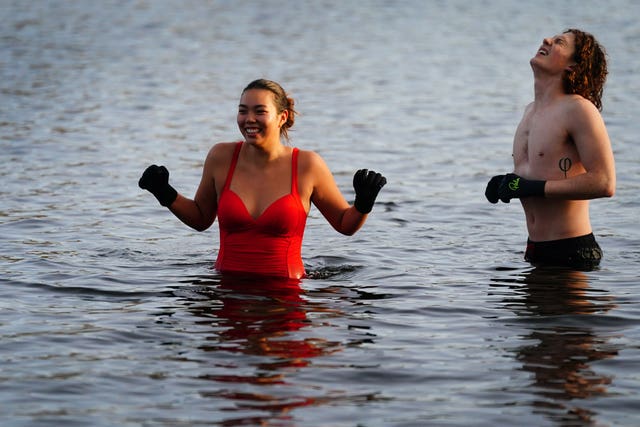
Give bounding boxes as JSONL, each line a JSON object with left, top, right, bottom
{"left": 485, "top": 29, "right": 616, "bottom": 270}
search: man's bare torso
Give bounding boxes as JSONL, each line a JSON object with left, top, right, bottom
{"left": 512, "top": 97, "right": 592, "bottom": 241}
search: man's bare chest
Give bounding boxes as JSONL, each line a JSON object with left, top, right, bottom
{"left": 516, "top": 110, "right": 570, "bottom": 158}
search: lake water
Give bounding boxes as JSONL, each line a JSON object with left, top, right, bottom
{"left": 2, "top": 1, "right": 640, "bottom": 426}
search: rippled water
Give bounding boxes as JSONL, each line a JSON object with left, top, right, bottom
{"left": 2, "top": 1, "right": 640, "bottom": 426}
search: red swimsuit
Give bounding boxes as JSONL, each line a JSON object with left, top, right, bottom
{"left": 215, "top": 142, "right": 308, "bottom": 279}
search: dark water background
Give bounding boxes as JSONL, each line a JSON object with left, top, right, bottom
{"left": 2, "top": 1, "right": 639, "bottom": 426}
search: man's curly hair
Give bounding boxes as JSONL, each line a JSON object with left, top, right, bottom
{"left": 562, "top": 29, "right": 608, "bottom": 111}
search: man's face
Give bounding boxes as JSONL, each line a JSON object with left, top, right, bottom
{"left": 531, "top": 32, "right": 576, "bottom": 73}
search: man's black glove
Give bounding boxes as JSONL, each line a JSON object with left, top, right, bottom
{"left": 485, "top": 173, "right": 545, "bottom": 204}
{"left": 353, "top": 169, "right": 387, "bottom": 214}
{"left": 485, "top": 174, "right": 504, "bottom": 204}
{"left": 139, "top": 165, "right": 178, "bottom": 207}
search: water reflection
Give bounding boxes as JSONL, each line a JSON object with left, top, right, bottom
{"left": 180, "top": 274, "right": 343, "bottom": 422}
{"left": 496, "top": 267, "right": 618, "bottom": 426}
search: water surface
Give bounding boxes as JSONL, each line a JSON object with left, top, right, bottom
{"left": 2, "top": 1, "right": 639, "bottom": 426}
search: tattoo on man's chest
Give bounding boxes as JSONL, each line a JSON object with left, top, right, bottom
{"left": 559, "top": 157, "right": 572, "bottom": 178}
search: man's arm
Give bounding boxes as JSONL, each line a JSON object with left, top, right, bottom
{"left": 544, "top": 97, "right": 615, "bottom": 200}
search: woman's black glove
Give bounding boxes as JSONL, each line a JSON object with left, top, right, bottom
{"left": 138, "top": 165, "right": 178, "bottom": 207}
{"left": 353, "top": 169, "right": 387, "bottom": 214}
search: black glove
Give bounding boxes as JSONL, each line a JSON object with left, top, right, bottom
{"left": 486, "top": 173, "right": 545, "bottom": 203}
{"left": 138, "top": 165, "right": 178, "bottom": 207}
{"left": 353, "top": 169, "right": 387, "bottom": 214}
{"left": 485, "top": 174, "right": 504, "bottom": 204}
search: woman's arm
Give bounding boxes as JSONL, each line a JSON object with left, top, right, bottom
{"left": 304, "top": 151, "right": 385, "bottom": 236}
{"left": 167, "top": 145, "right": 224, "bottom": 231}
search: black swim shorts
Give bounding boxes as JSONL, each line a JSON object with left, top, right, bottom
{"left": 525, "top": 233, "right": 603, "bottom": 270}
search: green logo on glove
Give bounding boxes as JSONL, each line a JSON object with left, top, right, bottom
{"left": 508, "top": 177, "right": 520, "bottom": 191}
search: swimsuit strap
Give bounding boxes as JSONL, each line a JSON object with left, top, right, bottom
{"left": 291, "top": 147, "right": 299, "bottom": 196}
{"left": 222, "top": 141, "right": 243, "bottom": 191}
{"left": 223, "top": 142, "right": 299, "bottom": 196}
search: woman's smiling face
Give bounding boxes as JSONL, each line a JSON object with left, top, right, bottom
{"left": 237, "top": 89, "right": 288, "bottom": 146}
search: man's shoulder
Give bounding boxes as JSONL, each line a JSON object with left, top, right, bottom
{"left": 557, "top": 95, "right": 604, "bottom": 131}
{"left": 530, "top": 95, "right": 600, "bottom": 125}
{"left": 560, "top": 94, "right": 598, "bottom": 112}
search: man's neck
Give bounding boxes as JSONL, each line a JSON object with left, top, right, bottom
{"left": 532, "top": 69, "right": 566, "bottom": 106}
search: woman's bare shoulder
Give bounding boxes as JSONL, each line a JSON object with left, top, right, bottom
{"left": 296, "top": 148, "right": 328, "bottom": 169}
{"left": 205, "top": 141, "right": 240, "bottom": 164}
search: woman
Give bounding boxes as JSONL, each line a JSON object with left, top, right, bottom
{"left": 139, "top": 79, "right": 386, "bottom": 279}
